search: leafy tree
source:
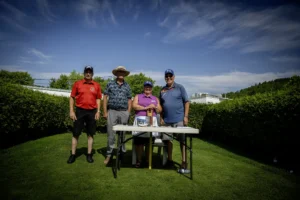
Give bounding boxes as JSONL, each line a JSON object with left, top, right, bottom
{"left": 69, "top": 70, "right": 83, "bottom": 87}
{"left": 124, "top": 73, "right": 158, "bottom": 97}
{"left": 0, "top": 70, "right": 34, "bottom": 85}
{"left": 49, "top": 74, "right": 69, "bottom": 89}
{"left": 152, "top": 85, "right": 162, "bottom": 97}
{"left": 223, "top": 76, "right": 299, "bottom": 99}
{"left": 94, "top": 76, "right": 109, "bottom": 93}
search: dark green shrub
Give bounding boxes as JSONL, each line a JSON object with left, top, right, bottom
{"left": 201, "top": 89, "right": 300, "bottom": 170}
{"left": 0, "top": 70, "right": 34, "bottom": 85}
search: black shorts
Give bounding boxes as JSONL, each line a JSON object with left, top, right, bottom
{"left": 73, "top": 107, "right": 97, "bottom": 137}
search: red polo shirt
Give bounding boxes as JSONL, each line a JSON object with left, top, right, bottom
{"left": 71, "top": 79, "right": 102, "bottom": 110}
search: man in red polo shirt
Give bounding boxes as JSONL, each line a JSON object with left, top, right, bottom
{"left": 67, "top": 66, "right": 102, "bottom": 164}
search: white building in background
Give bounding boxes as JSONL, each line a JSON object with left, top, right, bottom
{"left": 22, "top": 85, "right": 71, "bottom": 97}
{"left": 190, "top": 92, "right": 229, "bottom": 104}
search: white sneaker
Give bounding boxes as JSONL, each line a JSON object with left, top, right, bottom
{"left": 154, "top": 138, "right": 163, "bottom": 144}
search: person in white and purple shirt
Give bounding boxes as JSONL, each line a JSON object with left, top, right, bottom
{"left": 132, "top": 81, "right": 162, "bottom": 168}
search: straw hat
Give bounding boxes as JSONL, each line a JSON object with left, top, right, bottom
{"left": 112, "top": 66, "right": 130, "bottom": 76}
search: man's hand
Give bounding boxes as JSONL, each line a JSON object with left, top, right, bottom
{"left": 103, "top": 112, "right": 108, "bottom": 119}
{"left": 95, "top": 112, "right": 100, "bottom": 120}
{"left": 160, "top": 118, "right": 165, "bottom": 125}
{"left": 183, "top": 116, "right": 188, "bottom": 126}
{"left": 70, "top": 111, "right": 77, "bottom": 121}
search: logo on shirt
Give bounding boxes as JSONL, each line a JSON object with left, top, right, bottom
{"left": 90, "top": 87, "right": 95, "bottom": 92}
{"left": 161, "top": 89, "right": 167, "bottom": 97}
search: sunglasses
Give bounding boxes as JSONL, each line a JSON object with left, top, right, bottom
{"left": 165, "top": 75, "right": 173, "bottom": 78}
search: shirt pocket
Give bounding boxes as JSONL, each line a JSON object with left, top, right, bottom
{"left": 171, "top": 90, "right": 181, "bottom": 99}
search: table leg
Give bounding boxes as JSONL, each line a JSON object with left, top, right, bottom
{"left": 190, "top": 135, "right": 193, "bottom": 180}
{"left": 149, "top": 132, "right": 152, "bottom": 169}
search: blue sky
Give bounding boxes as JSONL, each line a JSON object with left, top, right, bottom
{"left": 0, "top": 0, "right": 300, "bottom": 96}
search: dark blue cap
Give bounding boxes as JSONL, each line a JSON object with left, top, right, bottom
{"left": 165, "top": 69, "right": 174, "bottom": 75}
{"left": 144, "top": 81, "right": 153, "bottom": 87}
{"left": 84, "top": 65, "right": 93, "bottom": 73}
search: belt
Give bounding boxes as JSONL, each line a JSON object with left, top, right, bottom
{"left": 110, "top": 109, "right": 127, "bottom": 111}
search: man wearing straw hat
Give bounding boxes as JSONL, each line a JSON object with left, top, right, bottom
{"left": 103, "top": 66, "right": 132, "bottom": 165}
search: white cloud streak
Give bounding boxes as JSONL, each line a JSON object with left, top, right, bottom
{"left": 28, "top": 48, "right": 52, "bottom": 60}
{"left": 77, "top": 0, "right": 118, "bottom": 28}
{"left": 159, "top": 1, "right": 300, "bottom": 53}
{"left": 270, "top": 56, "right": 300, "bottom": 63}
{"left": 0, "top": 1, "right": 32, "bottom": 34}
{"left": 133, "top": 11, "right": 139, "bottom": 21}
{"left": 36, "top": 0, "right": 56, "bottom": 22}
{"left": 144, "top": 32, "right": 151, "bottom": 37}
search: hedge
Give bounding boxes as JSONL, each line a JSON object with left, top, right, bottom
{"left": 0, "top": 84, "right": 109, "bottom": 148}
{"left": 200, "top": 89, "right": 300, "bottom": 170}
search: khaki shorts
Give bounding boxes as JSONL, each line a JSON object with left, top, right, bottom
{"left": 162, "top": 121, "right": 185, "bottom": 142}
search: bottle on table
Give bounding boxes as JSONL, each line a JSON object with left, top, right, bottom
{"left": 147, "top": 108, "right": 153, "bottom": 126}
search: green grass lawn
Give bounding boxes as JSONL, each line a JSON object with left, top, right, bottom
{"left": 0, "top": 133, "right": 298, "bottom": 200}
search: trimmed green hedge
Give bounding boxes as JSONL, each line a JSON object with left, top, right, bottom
{"left": 0, "top": 84, "right": 69, "bottom": 147}
{"left": 0, "top": 84, "right": 108, "bottom": 148}
{"left": 200, "top": 89, "right": 300, "bottom": 170}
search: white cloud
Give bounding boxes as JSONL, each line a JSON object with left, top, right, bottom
{"left": 270, "top": 56, "right": 300, "bottom": 63}
{"left": 131, "top": 70, "right": 300, "bottom": 96}
{"left": 0, "top": 65, "right": 26, "bottom": 71}
{"left": 212, "top": 36, "right": 240, "bottom": 49}
{"left": 0, "top": 1, "right": 32, "bottom": 34}
{"left": 151, "top": 0, "right": 164, "bottom": 10}
{"left": 36, "top": 0, "right": 56, "bottom": 22}
{"left": 0, "top": 1, "right": 27, "bottom": 20}
{"left": 30, "top": 72, "right": 69, "bottom": 79}
{"left": 158, "top": 1, "right": 300, "bottom": 52}
{"left": 144, "top": 32, "right": 151, "bottom": 37}
{"left": 133, "top": 11, "right": 139, "bottom": 21}
{"left": 77, "top": 0, "right": 118, "bottom": 28}
{"left": 159, "top": 2, "right": 215, "bottom": 43}
{"left": 27, "top": 48, "right": 51, "bottom": 60}
{"left": 21, "top": 49, "right": 51, "bottom": 65}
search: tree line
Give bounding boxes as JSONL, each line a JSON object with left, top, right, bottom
{"left": 223, "top": 75, "right": 300, "bottom": 99}
{"left": 49, "top": 70, "right": 162, "bottom": 97}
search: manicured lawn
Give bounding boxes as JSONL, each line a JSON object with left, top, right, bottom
{"left": 0, "top": 133, "right": 298, "bottom": 200}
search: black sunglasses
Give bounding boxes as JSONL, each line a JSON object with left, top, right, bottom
{"left": 165, "top": 75, "right": 173, "bottom": 78}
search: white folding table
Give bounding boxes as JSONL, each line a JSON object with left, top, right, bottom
{"left": 112, "top": 125, "right": 199, "bottom": 179}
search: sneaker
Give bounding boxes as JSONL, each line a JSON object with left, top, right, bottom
{"left": 86, "top": 154, "right": 94, "bottom": 163}
{"left": 67, "top": 154, "right": 76, "bottom": 164}
{"left": 178, "top": 168, "right": 190, "bottom": 174}
{"left": 154, "top": 138, "right": 163, "bottom": 144}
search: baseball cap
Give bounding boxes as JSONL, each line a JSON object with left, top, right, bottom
{"left": 84, "top": 65, "right": 94, "bottom": 73}
{"left": 165, "top": 69, "right": 174, "bottom": 76}
{"left": 144, "top": 81, "right": 153, "bottom": 87}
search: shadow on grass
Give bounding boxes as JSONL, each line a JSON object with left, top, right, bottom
{"left": 96, "top": 146, "right": 180, "bottom": 178}
{"left": 200, "top": 136, "right": 299, "bottom": 175}
{"left": 73, "top": 147, "right": 96, "bottom": 158}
